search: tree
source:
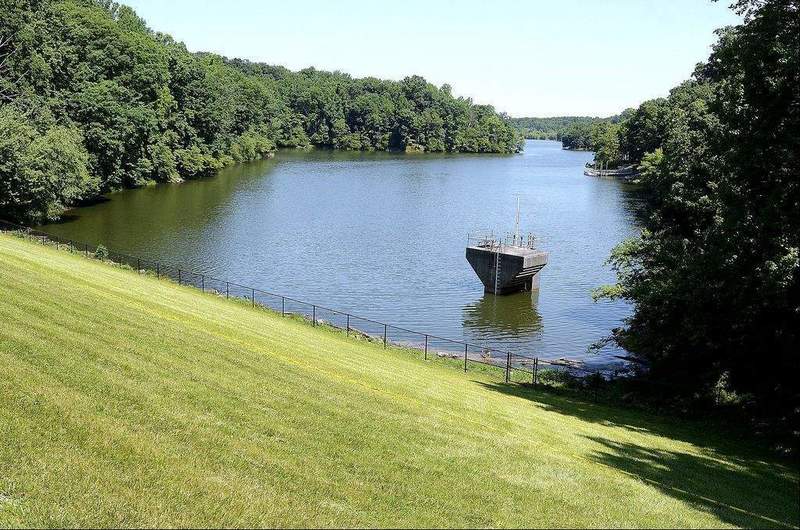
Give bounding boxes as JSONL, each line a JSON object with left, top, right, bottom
{"left": 592, "top": 122, "right": 621, "bottom": 167}
{"left": 598, "top": 0, "right": 799, "bottom": 434}
{"left": 0, "top": 105, "right": 97, "bottom": 222}
{"left": 617, "top": 99, "right": 670, "bottom": 163}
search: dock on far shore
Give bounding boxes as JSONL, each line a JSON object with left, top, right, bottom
{"left": 583, "top": 163, "right": 640, "bottom": 180}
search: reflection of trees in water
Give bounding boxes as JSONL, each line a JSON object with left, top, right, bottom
{"left": 619, "top": 183, "right": 649, "bottom": 226}
{"left": 462, "top": 291, "right": 543, "bottom": 336}
{"left": 37, "top": 157, "right": 280, "bottom": 257}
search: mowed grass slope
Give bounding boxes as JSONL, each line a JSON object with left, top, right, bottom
{"left": 0, "top": 234, "right": 797, "bottom": 528}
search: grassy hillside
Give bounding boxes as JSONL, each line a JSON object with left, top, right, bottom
{"left": 0, "top": 234, "right": 797, "bottom": 528}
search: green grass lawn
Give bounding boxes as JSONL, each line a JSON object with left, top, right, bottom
{"left": 1, "top": 233, "right": 797, "bottom": 528}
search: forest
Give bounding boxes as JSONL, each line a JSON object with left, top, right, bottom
{"left": 0, "top": 0, "right": 522, "bottom": 223}
{"left": 593, "top": 0, "right": 798, "bottom": 441}
{"left": 508, "top": 116, "right": 608, "bottom": 141}
{"left": 507, "top": 115, "right": 629, "bottom": 159}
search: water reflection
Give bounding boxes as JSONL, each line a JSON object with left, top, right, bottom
{"left": 38, "top": 157, "right": 280, "bottom": 265}
{"left": 462, "top": 290, "right": 543, "bottom": 340}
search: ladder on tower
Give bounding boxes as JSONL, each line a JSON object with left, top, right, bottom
{"left": 493, "top": 241, "right": 501, "bottom": 293}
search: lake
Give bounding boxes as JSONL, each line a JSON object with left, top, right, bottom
{"left": 40, "top": 140, "right": 641, "bottom": 366}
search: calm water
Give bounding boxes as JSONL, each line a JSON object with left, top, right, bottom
{"left": 41, "top": 140, "right": 641, "bottom": 366}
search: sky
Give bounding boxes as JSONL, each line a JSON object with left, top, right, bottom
{"left": 122, "top": 0, "right": 741, "bottom": 117}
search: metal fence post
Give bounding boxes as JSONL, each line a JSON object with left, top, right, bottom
{"left": 281, "top": 297, "right": 285, "bottom": 316}
{"left": 533, "top": 358, "right": 538, "bottom": 385}
{"left": 346, "top": 314, "right": 350, "bottom": 336}
{"left": 156, "top": 263, "right": 160, "bottom": 279}
{"left": 464, "top": 344, "right": 468, "bottom": 372}
{"left": 312, "top": 305, "right": 316, "bottom": 326}
{"left": 505, "top": 351, "right": 511, "bottom": 383}
{"left": 384, "top": 324, "right": 387, "bottom": 348}
{"left": 201, "top": 275, "right": 205, "bottom": 292}
{"left": 137, "top": 258, "right": 140, "bottom": 271}
{"left": 424, "top": 335, "right": 428, "bottom": 360}
{"left": 225, "top": 281, "right": 229, "bottom": 299}
{"left": 251, "top": 288, "right": 255, "bottom": 307}
{"left": 178, "top": 269, "right": 182, "bottom": 284}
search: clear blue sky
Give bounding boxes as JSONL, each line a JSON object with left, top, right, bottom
{"left": 123, "top": 0, "right": 741, "bottom": 117}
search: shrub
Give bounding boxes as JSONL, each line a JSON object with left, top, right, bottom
{"left": 94, "top": 244, "right": 109, "bottom": 261}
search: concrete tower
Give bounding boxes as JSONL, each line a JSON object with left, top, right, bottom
{"left": 465, "top": 199, "right": 548, "bottom": 295}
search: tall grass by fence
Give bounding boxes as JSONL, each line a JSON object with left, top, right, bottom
{"left": 1, "top": 219, "right": 625, "bottom": 390}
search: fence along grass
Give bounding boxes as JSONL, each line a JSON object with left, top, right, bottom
{"left": 0, "top": 219, "right": 616, "bottom": 390}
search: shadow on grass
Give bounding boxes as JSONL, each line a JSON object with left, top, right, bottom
{"left": 587, "top": 436, "right": 798, "bottom": 528}
{"left": 476, "top": 381, "right": 800, "bottom": 529}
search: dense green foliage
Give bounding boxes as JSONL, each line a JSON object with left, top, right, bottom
{"left": 558, "top": 120, "right": 598, "bottom": 149}
{"left": 587, "top": 98, "right": 678, "bottom": 169}
{"left": 0, "top": 106, "right": 97, "bottom": 221}
{"left": 557, "top": 113, "right": 631, "bottom": 157}
{"left": 0, "top": 0, "right": 521, "bottom": 223}
{"left": 560, "top": 119, "right": 620, "bottom": 155}
{"left": 233, "top": 62, "right": 521, "bottom": 154}
{"left": 508, "top": 115, "right": 607, "bottom": 140}
{"left": 2, "top": 233, "right": 798, "bottom": 527}
{"left": 596, "top": 0, "right": 799, "bottom": 437}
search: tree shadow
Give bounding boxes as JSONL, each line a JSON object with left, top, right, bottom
{"left": 586, "top": 436, "right": 798, "bottom": 528}
{"left": 476, "top": 381, "right": 800, "bottom": 528}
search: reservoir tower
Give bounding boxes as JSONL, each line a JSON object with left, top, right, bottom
{"left": 465, "top": 199, "right": 548, "bottom": 295}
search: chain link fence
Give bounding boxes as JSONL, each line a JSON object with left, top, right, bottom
{"left": 1, "top": 219, "right": 627, "bottom": 393}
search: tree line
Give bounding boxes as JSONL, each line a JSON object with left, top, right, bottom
{"left": 508, "top": 115, "right": 629, "bottom": 165}
{"left": 594, "top": 0, "right": 798, "bottom": 441}
{"left": 0, "top": 0, "right": 522, "bottom": 223}
{"left": 508, "top": 116, "right": 609, "bottom": 141}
